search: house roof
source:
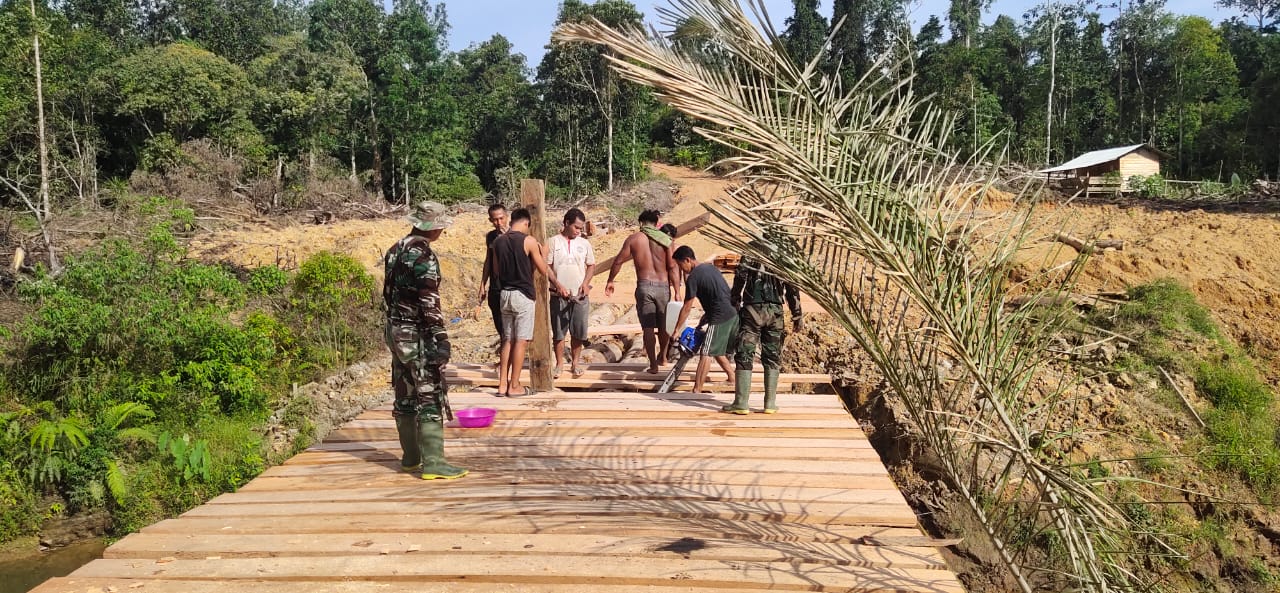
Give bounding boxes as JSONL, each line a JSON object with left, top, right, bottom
{"left": 1038, "top": 144, "right": 1163, "bottom": 174}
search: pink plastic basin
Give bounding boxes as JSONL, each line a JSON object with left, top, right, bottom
{"left": 455, "top": 407, "right": 497, "bottom": 428}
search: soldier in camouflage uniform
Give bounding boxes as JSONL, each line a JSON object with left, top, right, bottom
{"left": 383, "top": 201, "right": 467, "bottom": 479}
{"left": 725, "top": 254, "right": 803, "bottom": 414}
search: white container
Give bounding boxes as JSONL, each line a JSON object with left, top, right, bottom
{"left": 664, "top": 300, "right": 684, "bottom": 335}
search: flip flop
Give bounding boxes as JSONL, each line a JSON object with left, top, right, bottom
{"left": 570, "top": 367, "right": 585, "bottom": 378}
{"left": 552, "top": 366, "right": 562, "bottom": 379}
{"left": 506, "top": 386, "right": 535, "bottom": 398}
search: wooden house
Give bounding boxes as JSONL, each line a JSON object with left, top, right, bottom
{"left": 1039, "top": 144, "right": 1166, "bottom": 195}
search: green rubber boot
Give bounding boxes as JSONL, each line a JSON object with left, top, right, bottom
{"left": 721, "top": 370, "right": 753, "bottom": 415}
{"left": 763, "top": 368, "right": 781, "bottom": 414}
{"left": 418, "top": 418, "right": 468, "bottom": 480}
{"left": 395, "top": 415, "right": 421, "bottom": 472}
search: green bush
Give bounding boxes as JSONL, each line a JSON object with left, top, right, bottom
{"left": 0, "top": 224, "right": 385, "bottom": 544}
{"left": 248, "top": 266, "right": 290, "bottom": 296}
{"left": 288, "top": 252, "right": 378, "bottom": 371}
{"left": 139, "top": 133, "right": 189, "bottom": 173}
{"left": 430, "top": 174, "right": 485, "bottom": 204}
{"left": 0, "top": 462, "right": 39, "bottom": 541}
{"left": 1128, "top": 173, "right": 1168, "bottom": 199}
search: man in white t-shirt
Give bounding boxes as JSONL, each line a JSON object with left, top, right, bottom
{"left": 546, "top": 208, "right": 596, "bottom": 378}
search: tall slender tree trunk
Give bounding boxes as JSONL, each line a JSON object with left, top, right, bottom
{"left": 1045, "top": 7, "right": 1057, "bottom": 166}
{"left": 29, "top": 0, "right": 58, "bottom": 272}
{"left": 368, "top": 94, "right": 383, "bottom": 199}
{"left": 606, "top": 117, "right": 614, "bottom": 191}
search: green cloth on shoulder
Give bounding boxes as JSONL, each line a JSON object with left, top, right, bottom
{"left": 641, "top": 225, "right": 672, "bottom": 249}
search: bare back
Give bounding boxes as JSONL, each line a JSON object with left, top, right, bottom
{"left": 624, "top": 231, "right": 670, "bottom": 284}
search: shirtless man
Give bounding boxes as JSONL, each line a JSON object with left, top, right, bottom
{"left": 604, "top": 209, "right": 679, "bottom": 374}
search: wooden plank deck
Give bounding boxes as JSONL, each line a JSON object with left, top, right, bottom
{"left": 32, "top": 375, "right": 964, "bottom": 593}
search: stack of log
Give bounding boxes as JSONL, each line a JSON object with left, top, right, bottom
{"left": 1251, "top": 180, "right": 1280, "bottom": 199}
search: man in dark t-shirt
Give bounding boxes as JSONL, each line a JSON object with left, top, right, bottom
{"left": 671, "top": 246, "right": 738, "bottom": 394}
{"left": 477, "top": 203, "right": 508, "bottom": 339}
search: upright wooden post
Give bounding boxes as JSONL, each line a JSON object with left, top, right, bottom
{"left": 520, "top": 179, "right": 553, "bottom": 392}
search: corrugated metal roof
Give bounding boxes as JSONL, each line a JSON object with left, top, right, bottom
{"left": 1038, "top": 144, "right": 1151, "bottom": 173}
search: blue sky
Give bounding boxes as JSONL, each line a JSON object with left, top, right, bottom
{"left": 440, "top": 1, "right": 1235, "bottom": 69}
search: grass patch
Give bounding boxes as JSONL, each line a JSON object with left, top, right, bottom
{"left": 1090, "top": 279, "right": 1280, "bottom": 495}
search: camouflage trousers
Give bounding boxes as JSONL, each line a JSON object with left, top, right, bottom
{"left": 734, "top": 303, "right": 786, "bottom": 372}
{"left": 386, "top": 322, "right": 452, "bottom": 422}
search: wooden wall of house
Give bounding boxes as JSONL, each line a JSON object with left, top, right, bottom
{"left": 1118, "top": 149, "right": 1161, "bottom": 178}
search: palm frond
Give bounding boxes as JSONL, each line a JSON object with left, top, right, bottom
{"left": 555, "top": 2, "right": 1177, "bottom": 591}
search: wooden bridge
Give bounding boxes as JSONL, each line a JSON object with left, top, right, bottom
{"left": 32, "top": 366, "right": 965, "bottom": 593}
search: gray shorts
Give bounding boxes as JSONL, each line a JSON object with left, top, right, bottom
{"left": 551, "top": 296, "right": 590, "bottom": 342}
{"left": 500, "top": 289, "right": 535, "bottom": 341}
{"left": 634, "top": 280, "right": 669, "bottom": 329}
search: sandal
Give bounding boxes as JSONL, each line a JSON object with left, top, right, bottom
{"left": 570, "top": 367, "right": 585, "bottom": 378}
{"left": 505, "top": 386, "right": 536, "bottom": 398}
{"left": 552, "top": 365, "right": 562, "bottom": 379}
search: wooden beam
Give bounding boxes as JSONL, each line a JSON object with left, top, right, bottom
{"left": 591, "top": 212, "right": 711, "bottom": 278}
{"left": 521, "top": 179, "right": 553, "bottom": 393}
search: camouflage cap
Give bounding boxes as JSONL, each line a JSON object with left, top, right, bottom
{"left": 406, "top": 201, "right": 453, "bottom": 231}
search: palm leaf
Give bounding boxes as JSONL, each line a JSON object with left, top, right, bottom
{"left": 555, "top": 2, "right": 1176, "bottom": 591}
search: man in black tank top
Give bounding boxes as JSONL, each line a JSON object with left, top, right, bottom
{"left": 491, "top": 207, "right": 567, "bottom": 397}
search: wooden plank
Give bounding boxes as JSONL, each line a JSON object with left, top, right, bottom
{"left": 178, "top": 499, "right": 919, "bottom": 527}
{"left": 32, "top": 580, "right": 786, "bottom": 593}
{"left": 103, "top": 532, "right": 947, "bottom": 569}
{"left": 204, "top": 483, "right": 909, "bottom": 507}
{"left": 444, "top": 376, "right": 806, "bottom": 393}
{"left": 235, "top": 469, "right": 900, "bottom": 492}
{"left": 522, "top": 178, "right": 554, "bottom": 392}
{"left": 293, "top": 443, "right": 877, "bottom": 462}
{"left": 324, "top": 426, "right": 869, "bottom": 442}
{"left": 446, "top": 368, "right": 832, "bottom": 384}
{"left": 432, "top": 390, "right": 839, "bottom": 403}
{"left": 308, "top": 434, "right": 873, "bottom": 451}
{"left": 442, "top": 410, "right": 848, "bottom": 421}
{"left": 289, "top": 445, "right": 881, "bottom": 464}
{"left": 341, "top": 418, "right": 858, "bottom": 429}
{"left": 140, "top": 514, "right": 928, "bottom": 543}
{"left": 67, "top": 556, "right": 965, "bottom": 592}
{"left": 259, "top": 456, "right": 896, "bottom": 478}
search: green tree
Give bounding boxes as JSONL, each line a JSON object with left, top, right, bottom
{"left": 177, "top": 0, "right": 283, "bottom": 64}
{"left": 455, "top": 34, "right": 533, "bottom": 192}
{"left": 1215, "top": 0, "right": 1280, "bottom": 30}
{"left": 379, "top": 0, "right": 470, "bottom": 201}
{"left": 248, "top": 33, "right": 365, "bottom": 175}
{"left": 781, "top": 0, "right": 827, "bottom": 68}
{"left": 828, "top": 0, "right": 907, "bottom": 86}
{"left": 97, "top": 43, "right": 259, "bottom": 162}
{"left": 537, "top": 0, "right": 649, "bottom": 194}
{"left": 1158, "top": 17, "right": 1241, "bottom": 177}
{"left": 307, "top": 0, "right": 385, "bottom": 193}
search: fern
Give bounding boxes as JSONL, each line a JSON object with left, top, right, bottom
{"left": 104, "top": 461, "right": 127, "bottom": 504}
{"left": 101, "top": 402, "right": 155, "bottom": 430}
{"left": 29, "top": 417, "right": 89, "bottom": 453}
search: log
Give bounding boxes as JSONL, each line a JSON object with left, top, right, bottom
{"left": 521, "top": 179, "right": 553, "bottom": 392}
{"left": 1051, "top": 232, "right": 1124, "bottom": 253}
